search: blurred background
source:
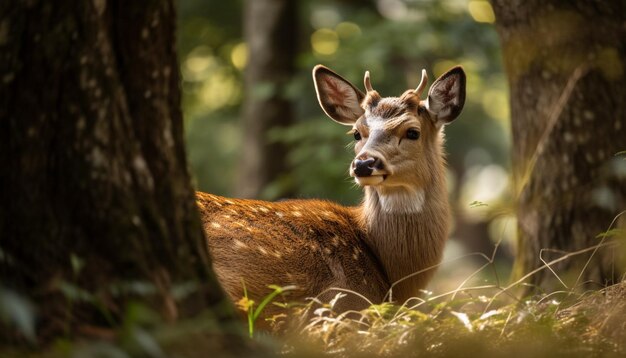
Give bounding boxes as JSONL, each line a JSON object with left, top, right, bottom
{"left": 177, "top": 0, "right": 516, "bottom": 290}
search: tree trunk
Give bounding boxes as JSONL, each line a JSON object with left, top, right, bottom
{"left": 0, "top": 0, "right": 241, "bottom": 347}
{"left": 235, "top": 0, "right": 297, "bottom": 199}
{"left": 492, "top": 1, "right": 626, "bottom": 290}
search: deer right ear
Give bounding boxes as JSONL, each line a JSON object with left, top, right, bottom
{"left": 425, "top": 66, "right": 466, "bottom": 126}
{"left": 313, "top": 65, "right": 365, "bottom": 125}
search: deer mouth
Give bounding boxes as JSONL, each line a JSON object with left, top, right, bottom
{"left": 354, "top": 174, "right": 387, "bottom": 186}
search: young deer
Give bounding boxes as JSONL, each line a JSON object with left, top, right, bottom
{"left": 197, "top": 65, "right": 466, "bottom": 314}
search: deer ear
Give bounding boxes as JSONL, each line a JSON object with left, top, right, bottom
{"left": 425, "top": 66, "right": 466, "bottom": 126}
{"left": 313, "top": 65, "right": 365, "bottom": 125}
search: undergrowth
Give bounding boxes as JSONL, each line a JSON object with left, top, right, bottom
{"left": 266, "top": 211, "right": 626, "bottom": 357}
{"left": 1, "top": 214, "right": 624, "bottom": 357}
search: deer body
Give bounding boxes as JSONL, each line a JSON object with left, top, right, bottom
{"left": 199, "top": 65, "right": 466, "bottom": 312}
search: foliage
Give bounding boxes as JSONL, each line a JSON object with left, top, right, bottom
{"left": 177, "top": 0, "right": 510, "bottom": 206}
{"left": 276, "top": 252, "right": 626, "bottom": 357}
{"left": 2, "top": 220, "right": 624, "bottom": 356}
{"left": 238, "top": 283, "right": 298, "bottom": 338}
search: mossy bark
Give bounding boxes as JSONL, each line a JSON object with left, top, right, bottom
{"left": 0, "top": 0, "right": 240, "bottom": 346}
{"left": 492, "top": 1, "right": 626, "bottom": 290}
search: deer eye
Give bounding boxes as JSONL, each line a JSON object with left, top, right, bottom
{"left": 354, "top": 131, "right": 362, "bottom": 141}
{"left": 406, "top": 129, "right": 420, "bottom": 140}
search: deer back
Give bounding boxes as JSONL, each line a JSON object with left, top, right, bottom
{"left": 197, "top": 192, "right": 389, "bottom": 311}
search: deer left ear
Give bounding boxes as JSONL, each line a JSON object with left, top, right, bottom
{"left": 425, "top": 66, "right": 466, "bottom": 126}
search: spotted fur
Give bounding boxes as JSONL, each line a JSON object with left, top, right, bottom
{"left": 198, "top": 65, "right": 466, "bottom": 322}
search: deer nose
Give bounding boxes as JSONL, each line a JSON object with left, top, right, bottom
{"left": 353, "top": 157, "right": 380, "bottom": 177}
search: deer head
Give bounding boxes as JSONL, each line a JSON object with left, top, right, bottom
{"left": 313, "top": 65, "right": 466, "bottom": 213}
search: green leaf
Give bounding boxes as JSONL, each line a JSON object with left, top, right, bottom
{"left": 70, "top": 253, "right": 84, "bottom": 275}
{"left": 129, "top": 327, "right": 164, "bottom": 358}
{"left": 469, "top": 200, "right": 489, "bottom": 208}
{"left": 596, "top": 228, "right": 625, "bottom": 239}
{"left": 0, "top": 287, "right": 36, "bottom": 342}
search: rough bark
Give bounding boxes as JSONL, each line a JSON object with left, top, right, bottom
{"left": 235, "top": 0, "right": 297, "bottom": 199}
{"left": 0, "top": 0, "right": 240, "bottom": 346}
{"left": 492, "top": 1, "right": 626, "bottom": 290}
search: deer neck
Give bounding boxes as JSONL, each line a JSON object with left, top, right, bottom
{"left": 358, "top": 169, "right": 450, "bottom": 302}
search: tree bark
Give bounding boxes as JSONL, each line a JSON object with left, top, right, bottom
{"left": 0, "top": 0, "right": 240, "bottom": 346}
{"left": 235, "top": 0, "right": 297, "bottom": 199}
{"left": 492, "top": 1, "right": 626, "bottom": 290}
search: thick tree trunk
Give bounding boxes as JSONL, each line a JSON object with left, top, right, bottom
{"left": 235, "top": 0, "right": 297, "bottom": 199}
{"left": 492, "top": 1, "right": 626, "bottom": 290}
{"left": 0, "top": 0, "right": 240, "bottom": 346}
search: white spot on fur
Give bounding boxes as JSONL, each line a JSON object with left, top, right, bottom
{"left": 379, "top": 189, "right": 425, "bottom": 214}
{"left": 211, "top": 222, "right": 221, "bottom": 229}
{"left": 275, "top": 211, "right": 284, "bottom": 217}
{"left": 366, "top": 116, "right": 385, "bottom": 131}
{"left": 234, "top": 239, "right": 247, "bottom": 249}
{"left": 292, "top": 211, "right": 302, "bottom": 217}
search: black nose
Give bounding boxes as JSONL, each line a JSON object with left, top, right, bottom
{"left": 354, "top": 158, "right": 377, "bottom": 177}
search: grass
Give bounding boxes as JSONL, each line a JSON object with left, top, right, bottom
{"left": 248, "top": 216, "right": 626, "bottom": 357}
{"left": 268, "top": 273, "right": 626, "bottom": 357}
{"left": 273, "top": 282, "right": 625, "bottom": 357}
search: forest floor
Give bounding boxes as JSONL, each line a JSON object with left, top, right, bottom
{"left": 276, "top": 280, "right": 626, "bottom": 357}
{"left": 2, "top": 279, "right": 625, "bottom": 357}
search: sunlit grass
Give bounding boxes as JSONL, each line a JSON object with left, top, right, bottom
{"left": 3, "top": 215, "right": 623, "bottom": 357}
{"left": 273, "top": 242, "right": 625, "bottom": 357}
{"left": 248, "top": 213, "right": 626, "bottom": 357}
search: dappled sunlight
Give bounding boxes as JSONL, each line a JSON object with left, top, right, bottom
{"left": 181, "top": 46, "right": 242, "bottom": 115}
{"left": 311, "top": 28, "right": 340, "bottom": 57}
{"left": 3, "top": 0, "right": 624, "bottom": 356}
{"left": 230, "top": 42, "right": 248, "bottom": 70}
{"left": 460, "top": 164, "right": 510, "bottom": 216}
{"left": 335, "top": 22, "right": 361, "bottom": 39}
{"left": 468, "top": 0, "right": 495, "bottom": 24}
{"left": 178, "top": 2, "right": 516, "bottom": 297}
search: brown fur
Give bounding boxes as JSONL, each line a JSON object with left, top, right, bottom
{"left": 198, "top": 65, "right": 465, "bottom": 320}
{"left": 198, "top": 193, "right": 388, "bottom": 311}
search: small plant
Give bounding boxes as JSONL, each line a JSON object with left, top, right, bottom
{"left": 237, "top": 281, "right": 296, "bottom": 338}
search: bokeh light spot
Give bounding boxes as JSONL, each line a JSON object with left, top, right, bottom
{"left": 335, "top": 22, "right": 361, "bottom": 39}
{"left": 311, "top": 28, "right": 339, "bottom": 56}
{"left": 468, "top": 0, "right": 496, "bottom": 23}
{"left": 231, "top": 42, "right": 248, "bottom": 70}
{"left": 482, "top": 89, "right": 510, "bottom": 123}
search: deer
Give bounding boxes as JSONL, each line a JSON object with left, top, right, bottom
{"left": 197, "top": 64, "right": 466, "bottom": 317}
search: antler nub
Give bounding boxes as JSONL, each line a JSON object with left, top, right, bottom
{"left": 413, "top": 69, "right": 428, "bottom": 98}
{"left": 364, "top": 71, "right": 374, "bottom": 93}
